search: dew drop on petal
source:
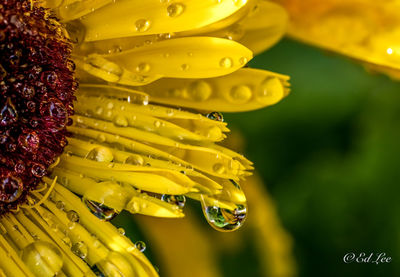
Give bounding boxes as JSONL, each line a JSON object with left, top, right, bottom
{"left": 135, "top": 62, "right": 150, "bottom": 73}
{"left": 84, "top": 198, "right": 118, "bottom": 221}
{"left": 86, "top": 147, "right": 114, "bottom": 162}
{"left": 113, "top": 115, "right": 129, "bottom": 127}
{"left": 117, "top": 227, "right": 125, "bottom": 235}
{"left": 66, "top": 210, "right": 80, "bottom": 223}
{"left": 213, "top": 163, "right": 225, "bottom": 174}
{"left": 206, "top": 111, "right": 224, "bottom": 122}
{"left": 135, "top": 19, "right": 151, "bottom": 32}
{"left": 167, "top": 3, "right": 185, "bottom": 17}
{"left": 201, "top": 197, "right": 247, "bottom": 232}
{"left": 161, "top": 194, "right": 186, "bottom": 209}
{"left": 21, "top": 241, "right": 63, "bottom": 277}
{"left": 189, "top": 81, "right": 212, "bottom": 101}
{"left": 71, "top": 241, "right": 88, "bottom": 259}
{"left": 135, "top": 241, "right": 146, "bottom": 252}
{"left": 219, "top": 57, "right": 233, "bottom": 68}
{"left": 229, "top": 85, "right": 252, "bottom": 103}
{"left": 180, "top": 63, "right": 189, "bottom": 71}
{"left": 125, "top": 154, "right": 144, "bottom": 166}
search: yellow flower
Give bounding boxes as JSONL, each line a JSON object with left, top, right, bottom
{"left": 273, "top": 0, "right": 400, "bottom": 79}
{"left": 0, "top": 0, "right": 290, "bottom": 276}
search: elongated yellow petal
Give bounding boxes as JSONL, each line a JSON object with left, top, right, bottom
{"left": 51, "top": 167, "right": 186, "bottom": 218}
{"left": 140, "top": 68, "right": 290, "bottom": 112}
{"left": 74, "top": 95, "right": 226, "bottom": 142}
{"left": 72, "top": 115, "right": 248, "bottom": 179}
{"left": 44, "top": 0, "right": 113, "bottom": 21}
{"left": 78, "top": 0, "right": 249, "bottom": 41}
{"left": 58, "top": 154, "right": 198, "bottom": 195}
{"left": 236, "top": 1, "right": 288, "bottom": 55}
{"left": 77, "top": 37, "right": 252, "bottom": 85}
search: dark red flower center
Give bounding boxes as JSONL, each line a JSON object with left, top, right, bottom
{"left": 0, "top": 0, "right": 76, "bottom": 214}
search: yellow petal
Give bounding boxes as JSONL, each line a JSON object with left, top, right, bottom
{"left": 44, "top": 0, "right": 113, "bottom": 21}
{"left": 78, "top": 0, "right": 249, "bottom": 41}
{"left": 141, "top": 68, "right": 290, "bottom": 112}
{"left": 74, "top": 95, "right": 226, "bottom": 142}
{"left": 57, "top": 154, "right": 198, "bottom": 195}
{"left": 76, "top": 37, "right": 252, "bottom": 84}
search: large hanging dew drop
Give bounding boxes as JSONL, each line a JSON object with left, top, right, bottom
{"left": 21, "top": 241, "right": 63, "bottom": 277}
{"left": 84, "top": 198, "right": 118, "bottom": 221}
{"left": 201, "top": 197, "right": 247, "bottom": 232}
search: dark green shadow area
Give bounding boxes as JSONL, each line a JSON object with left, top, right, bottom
{"left": 225, "top": 38, "right": 400, "bottom": 277}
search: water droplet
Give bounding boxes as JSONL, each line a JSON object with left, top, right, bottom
{"left": 56, "top": 201, "right": 65, "bottom": 210}
{"left": 153, "top": 120, "right": 161, "bottom": 128}
{"left": 257, "top": 77, "right": 284, "bottom": 104}
{"left": 97, "top": 134, "right": 107, "bottom": 142}
{"left": 117, "top": 228, "right": 125, "bottom": 235}
{"left": 135, "top": 19, "right": 151, "bottom": 32}
{"left": 39, "top": 98, "right": 68, "bottom": 132}
{"left": 219, "top": 57, "right": 233, "bottom": 68}
{"left": 189, "top": 81, "right": 212, "bottom": 101}
{"left": 166, "top": 109, "right": 174, "bottom": 116}
{"left": 22, "top": 241, "right": 63, "bottom": 276}
{"left": 18, "top": 131, "right": 40, "bottom": 152}
{"left": 113, "top": 115, "right": 129, "bottom": 127}
{"left": 206, "top": 111, "right": 223, "bottom": 122}
{"left": 201, "top": 200, "right": 247, "bottom": 232}
{"left": 167, "top": 3, "right": 185, "bottom": 17}
{"left": 62, "top": 237, "right": 72, "bottom": 247}
{"left": 84, "top": 199, "right": 118, "bottom": 221}
{"left": 0, "top": 176, "right": 23, "bottom": 203}
{"left": 229, "top": 85, "right": 252, "bottom": 103}
{"left": 31, "top": 163, "right": 46, "bottom": 177}
{"left": 0, "top": 98, "right": 18, "bottom": 126}
{"left": 71, "top": 241, "right": 88, "bottom": 259}
{"left": 239, "top": 56, "right": 248, "bottom": 65}
{"left": 94, "top": 252, "right": 135, "bottom": 276}
{"left": 67, "top": 210, "right": 80, "bottom": 222}
{"left": 125, "top": 154, "right": 144, "bottom": 166}
{"left": 180, "top": 64, "right": 189, "bottom": 71}
{"left": 136, "top": 62, "right": 150, "bottom": 73}
{"left": 213, "top": 163, "right": 225, "bottom": 174}
{"left": 135, "top": 241, "right": 146, "bottom": 252}
{"left": 161, "top": 194, "right": 186, "bottom": 209}
{"left": 86, "top": 147, "right": 114, "bottom": 162}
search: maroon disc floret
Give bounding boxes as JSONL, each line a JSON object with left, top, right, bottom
{"left": 0, "top": 0, "right": 76, "bottom": 214}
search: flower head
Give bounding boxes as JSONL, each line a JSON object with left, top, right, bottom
{"left": 0, "top": 0, "right": 290, "bottom": 275}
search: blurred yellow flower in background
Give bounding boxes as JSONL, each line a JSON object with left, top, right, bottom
{"left": 0, "top": 0, "right": 294, "bottom": 276}
{"left": 273, "top": 0, "right": 400, "bottom": 79}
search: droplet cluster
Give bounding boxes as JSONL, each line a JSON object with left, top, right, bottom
{"left": 0, "top": 0, "right": 76, "bottom": 213}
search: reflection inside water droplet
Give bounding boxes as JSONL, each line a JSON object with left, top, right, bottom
{"left": 206, "top": 111, "right": 223, "bottom": 122}
{"left": 161, "top": 194, "right": 186, "bottom": 209}
{"left": 84, "top": 199, "right": 118, "bottom": 221}
{"left": 135, "top": 241, "right": 146, "bottom": 252}
{"left": 201, "top": 196, "right": 247, "bottom": 232}
{"left": 71, "top": 241, "right": 88, "bottom": 259}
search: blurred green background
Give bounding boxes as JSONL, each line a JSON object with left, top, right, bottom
{"left": 115, "top": 38, "right": 400, "bottom": 277}
{"left": 227, "top": 38, "right": 400, "bottom": 277}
